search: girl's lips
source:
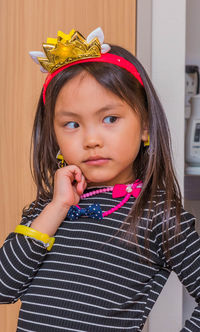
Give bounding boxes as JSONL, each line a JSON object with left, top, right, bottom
{"left": 84, "top": 158, "right": 110, "bottom": 165}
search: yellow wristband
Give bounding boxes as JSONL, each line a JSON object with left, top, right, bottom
{"left": 14, "top": 225, "right": 55, "bottom": 251}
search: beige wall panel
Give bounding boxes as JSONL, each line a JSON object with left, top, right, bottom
{"left": 0, "top": 0, "right": 136, "bottom": 330}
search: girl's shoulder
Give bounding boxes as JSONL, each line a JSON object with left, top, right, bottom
{"left": 141, "top": 189, "right": 168, "bottom": 217}
{"left": 149, "top": 189, "right": 196, "bottom": 234}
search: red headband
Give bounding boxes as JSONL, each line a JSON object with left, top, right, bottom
{"left": 42, "top": 53, "right": 144, "bottom": 104}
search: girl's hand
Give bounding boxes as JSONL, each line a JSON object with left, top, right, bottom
{"left": 31, "top": 165, "right": 87, "bottom": 237}
{"left": 52, "top": 165, "right": 87, "bottom": 209}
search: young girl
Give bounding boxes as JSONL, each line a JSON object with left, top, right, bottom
{"left": 0, "top": 27, "right": 200, "bottom": 332}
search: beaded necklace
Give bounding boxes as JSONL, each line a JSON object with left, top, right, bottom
{"left": 79, "top": 185, "right": 135, "bottom": 218}
{"left": 66, "top": 180, "right": 142, "bottom": 221}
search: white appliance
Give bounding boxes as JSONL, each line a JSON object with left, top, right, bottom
{"left": 185, "top": 94, "right": 200, "bottom": 175}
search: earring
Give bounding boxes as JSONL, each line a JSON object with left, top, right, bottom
{"left": 56, "top": 150, "right": 67, "bottom": 168}
{"left": 144, "top": 135, "right": 150, "bottom": 147}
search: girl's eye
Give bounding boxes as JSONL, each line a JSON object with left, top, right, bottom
{"left": 103, "top": 116, "right": 118, "bottom": 124}
{"left": 65, "top": 121, "right": 79, "bottom": 129}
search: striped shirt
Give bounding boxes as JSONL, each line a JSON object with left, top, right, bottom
{"left": 0, "top": 187, "right": 200, "bottom": 331}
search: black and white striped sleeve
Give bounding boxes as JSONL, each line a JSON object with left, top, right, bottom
{"left": 152, "top": 204, "right": 200, "bottom": 332}
{"left": 0, "top": 200, "right": 48, "bottom": 304}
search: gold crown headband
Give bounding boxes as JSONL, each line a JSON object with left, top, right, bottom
{"left": 29, "top": 27, "right": 144, "bottom": 104}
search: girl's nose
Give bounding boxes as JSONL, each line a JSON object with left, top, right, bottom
{"left": 83, "top": 129, "right": 103, "bottom": 149}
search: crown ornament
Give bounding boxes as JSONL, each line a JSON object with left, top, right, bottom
{"left": 29, "top": 27, "right": 111, "bottom": 73}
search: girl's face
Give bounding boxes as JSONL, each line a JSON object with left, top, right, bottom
{"left": 54, "top": 71, "right": 148, "bottom": 187}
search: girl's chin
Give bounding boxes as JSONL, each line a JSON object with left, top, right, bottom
{"left": 86, "top": 179, "right": 117, "bottom": 187}
{"left": 86, "top": 180, "right": 109, "bottom": 187}
{"left": 86, "top": 181, "right": 104, "bottom": 187}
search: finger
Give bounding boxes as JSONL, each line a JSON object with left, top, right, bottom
{"left": 76, "top": 174, "right": 86, "bottom": 195}
{"left": 63, "top": 165, "right": 82, "bottom": 183}
{"left": 75, "top": 171, "right": 82, "bottom": 183}
{"left": 82, "top": 176, "right": 87, "bottom": 190}
{"left": 71, "top": 166, "right": 82, "bottom": 183}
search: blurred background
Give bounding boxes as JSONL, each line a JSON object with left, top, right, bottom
{"left": 1, "top": 0, "right": 200, "bottom": 331}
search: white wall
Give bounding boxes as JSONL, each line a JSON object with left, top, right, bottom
{"left": 137, "top": 1, "right": 186, "bottom": 331}
{"left": 136, "top": 0, "right": 152, "bottom": 77}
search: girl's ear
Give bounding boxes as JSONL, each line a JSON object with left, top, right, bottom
{"left": 141, "top": 124, "right": 149, "bottom": 142}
